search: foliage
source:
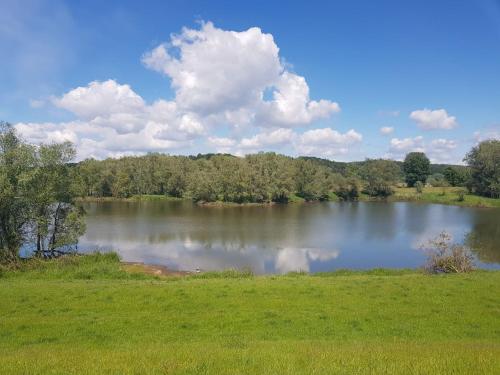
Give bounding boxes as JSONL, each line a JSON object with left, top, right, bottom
{"left": 457, "top": 189, "right": 466, "bottom": 202}
{"left": 359, "top": 159, "right": 400, "bottom": 197}
{"left": 73, "top": 152, "right": 342, "bottom": 203}
{"left": 415, "top": 181, "right": 424, "bottom": 194}
{"left": 426, "top": 173, "right": 449, "bottom": 187}
{"left": 464, "top": 139, "right": 500, "bottom": 198}
{"left": 443, "top": 166, "right": 468, "bottom": 187}
{"left": 421, "top": 232, "right": 475, "bottom": 273}
{"left": 332, "top": 175, "right": 359, "bottom": 201}
{"left": 403, "top": 152, "right": 431, "bottom": 187}
{"left": 0, "top": 123, "right": 85, "bottom": 262}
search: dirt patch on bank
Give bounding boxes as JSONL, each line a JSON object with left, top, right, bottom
{"left": 121, "top": 262, "right": 191, "bottom": 277}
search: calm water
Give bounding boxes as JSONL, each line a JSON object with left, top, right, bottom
{"left": 79, "top": 201, "right": 500, "bottom": 274}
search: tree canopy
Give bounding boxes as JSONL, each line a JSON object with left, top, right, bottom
{"left": 403, "top": 152, "right": 431, "bottom": 187}
{"left": 465, "top": 140, "right": 500, "bottom": 198}
{"left": 0, "top": 123, "right": 85, "bottom": 262}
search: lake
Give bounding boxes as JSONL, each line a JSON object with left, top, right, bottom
{"left": 79, "top": 201, "right": 500, "bottom": 274}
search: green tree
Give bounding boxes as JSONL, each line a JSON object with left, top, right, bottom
{"left": 360, "top": 159, "right": 400, "bottom": 197}
{"left": 464, "top": 140, "right": 500, "bottom": 198}
{"left": 443, "top": 167, "right": 467, "bottom": 187}
{"left": 403, "top": 152, "right": 430, "bottom": 187}
{"left": 332, "top": 175, "right": 359, "bottom": 201}
{"left": 0, "top": 123, "right": 85, "bottom": 261}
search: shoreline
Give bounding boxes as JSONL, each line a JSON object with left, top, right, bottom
{"left": 77, "top": 191, "right": 500, "bottom": 208}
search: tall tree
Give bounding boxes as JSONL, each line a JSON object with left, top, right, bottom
{"left": 360, "top": 159, "right": 401, "bottom": 197}
{"left": 403, "top": 152, "right": 430, "bottom": 187}
{"left": 464, "top": 140, "right": 500, "bottom": 198}
{"left": 0, "top": 123, "right": 85, "bottom": 261}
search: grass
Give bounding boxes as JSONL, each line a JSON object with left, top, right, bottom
{"left": 1, "top": 254, "right": 499, "bottom": 374}
{"left": 390, "top": 187, "right": 500, "bottom": 208}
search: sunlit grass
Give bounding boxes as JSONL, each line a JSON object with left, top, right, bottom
{"left": 1, "top": 254, "right": 499, "bottom": 373}
{"left": 391, "top": 186, "right": 500, "bottom": 207}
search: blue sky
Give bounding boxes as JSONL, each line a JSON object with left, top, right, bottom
{"left": 1, "top": 0, "right": 499, "bottom": 162}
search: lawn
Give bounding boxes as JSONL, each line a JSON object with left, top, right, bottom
{"left": 1, "top": 254, "right": 499, "bottom": 374}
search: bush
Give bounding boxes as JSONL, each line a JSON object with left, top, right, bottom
{"left": 334, "top": 176, "right": 359, "bottom": 201}
{"left": 415, "top": 181, "right": 424, "bottom": 194}
{"left": 420, "top": 232, "right": 475, "bottom": 273}
{"left": 427, "top": 173, "right": 449, "bottom": 187}
{"left": 457, "top": 190, "right": 466, "bottom": 202}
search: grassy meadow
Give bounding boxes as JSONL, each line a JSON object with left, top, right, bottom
{"left": 1, "top": 254, "right": 499, "bottom": 374}
{"left": 390, "top": 186, "right": 500, "bottom": 208}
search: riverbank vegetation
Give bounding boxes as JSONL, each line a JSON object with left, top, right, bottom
{"left": 71, "top": 138, "right": 498, "bottom": 205}
{"left": 0, "top": 253, "right": 499, "bottom": 374}
{"left": 0, "top": 123, "right": 85, "bottom": 263}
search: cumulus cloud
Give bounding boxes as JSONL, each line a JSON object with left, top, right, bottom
{"left": 390, "top": 136, "right": 425, "bottom": 154}
{"left": 240, "top": 128, "right": 296, "bottom": 150}
{"left": 143, "top": 22, "right": 282, "bottom": 114}
{"left": 473, "top": 126, "right": 500, "bottom": 143}
{"left": 380, "top": 126, "right": 394, "bottom": 135}
{"left": 387, "top": 136, "right": 460, "bottom": 163}
{"left": 207, "top": 127, "right": 362, "bottom": 158}
{"left": 15, "top": 22, "right": 351, "bottom": 160}
{"left": 142, "top": 21, "right": 340, "bottom": 127}
{"left": 53, "top": 80, "right": 145, "bottom": 120}
{"left": 409, "top": 108, "right": 457, "bottom": 130}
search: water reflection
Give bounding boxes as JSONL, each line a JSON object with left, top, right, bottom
{"left": 79, "top": 201, "right": 500, "bottom": 273}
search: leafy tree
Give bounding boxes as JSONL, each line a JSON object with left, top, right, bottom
{"left": 332, "top": 175, "right": 359, "bottom": 201}
{"left": 464, "top": 140, "right": 500, "bottom": 198}
{"left": 443, "top": 167, "right": 467, "bottom": 187}
{"left": 360, "top": 159, "right": 400, "bottom": 197}
{"left": 427, "top": 173, "right": 449, "bottom": 187}
{"left": 0, "top": 123, "right": 85, "bottom": 262}
{"left": 403, "top": 152, "right": 430, "bottom": 187}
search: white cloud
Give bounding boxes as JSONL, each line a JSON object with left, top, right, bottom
{"left": 205, "top": 127, "right": 362, "bottom": 159}
{"left": 16, "top": 22, "right": 348, "bottom": 160}
{"left": 389, "top": 136, "right": 425, "bottom": 156}
{"left": 240, "top": 128, "right": 296, "bottom": 149}
{"left": 295, "top": 128, "right": 362, "bottom": 158}
{"left": 142, "top": 22, "right": 340, "bottom": 127}
{"left": 53, "top": 80, "right": 145, "bottom": 120}
{"left": 257, "top": 71, "right": 340, "bottom": 127}
{"left": 430, "top": 138, "right": 457, "bottom": 150}
{"left": 409, "top": 108, "right": 457, "bottom": 130}
{"left": 380, "top": 126, "right": 394, "bottom": 135}
{"left": 473, "top": 127, "right": 500, "bottom": 143}
{"left": 143, "top": 22, "right": 281, "bottom": 114}
{"left": 387, "top": 136, "right": 461, "bottom": 163}
{"left": 427, "top": 138, "right": 459, "bottom": 163}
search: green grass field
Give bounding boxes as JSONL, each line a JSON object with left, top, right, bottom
{"left": 390, "top": 187, "right": 500, "bottom": 208}
{"left": 1, "top": 254, "right": 499, "bottom": 374}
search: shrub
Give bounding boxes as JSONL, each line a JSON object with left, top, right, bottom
{"left": 457, "top": 190, "right": 466, "bottom": 202}
{"left": 415, "top": 181, "right": 424, "bottom": 194}
{"left": 420, "top": 232, "right": 475, "bottom": 273}
{"left": 333, "top": 176, "right": 359, "bottom": 201}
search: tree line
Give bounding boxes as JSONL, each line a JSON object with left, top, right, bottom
{"left": 70, "top": 142, "right": 498, "bottom": 201}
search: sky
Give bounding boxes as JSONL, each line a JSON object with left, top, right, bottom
{"left": 1, "top": 0, "right": 500, "bottom": 163}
